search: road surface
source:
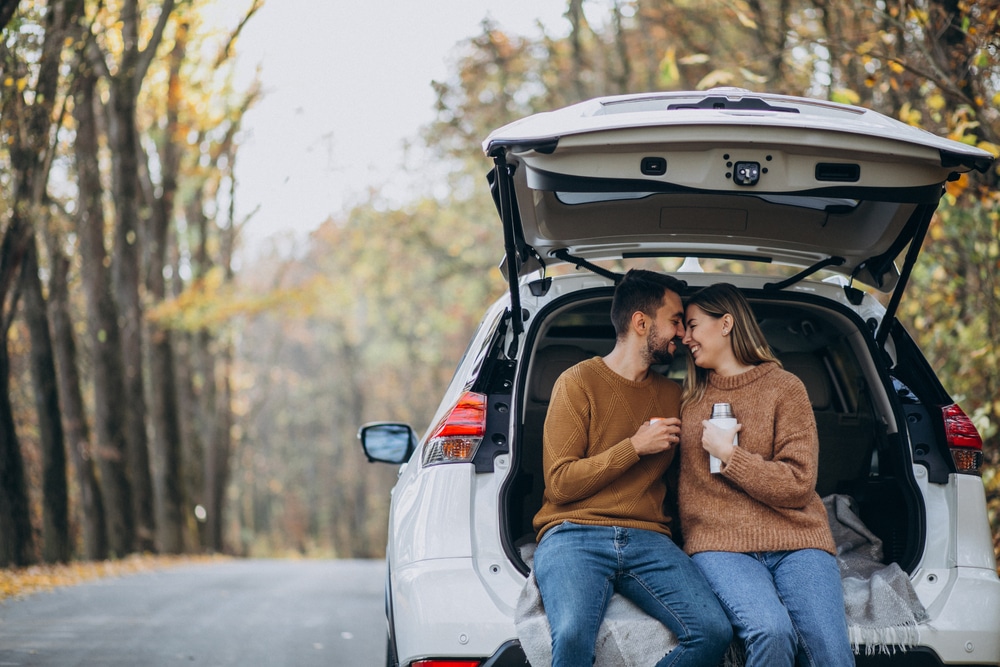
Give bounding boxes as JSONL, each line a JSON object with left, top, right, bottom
{"left": 0, "top": 559, "right": 387, "bottom": 666}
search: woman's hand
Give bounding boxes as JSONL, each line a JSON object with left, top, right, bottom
{"left": 701, "top": 420, "right": 741, "bottom": 464}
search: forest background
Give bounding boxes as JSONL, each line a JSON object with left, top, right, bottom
{"left": 0, "top": 0, "right": 997, "bottom": 567}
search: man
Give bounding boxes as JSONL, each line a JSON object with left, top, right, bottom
{"left": 532, "top": 269, "right": 731, "bottom": 667}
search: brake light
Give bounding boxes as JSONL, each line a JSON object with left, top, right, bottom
{"left": 942, "top": 403, "right": 984, "bottom": 475}
{"left": 411, "top": 661, "right": 481, "bottom": 667}
{"left": 421, "top": 391, "right": 487, "bottom": 467}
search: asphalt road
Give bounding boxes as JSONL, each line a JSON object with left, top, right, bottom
{"left": 0, "top": 559, "right": 387, "bottom": 666}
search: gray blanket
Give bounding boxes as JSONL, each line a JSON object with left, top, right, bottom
{"left": 515, "top": 494, "right": 928, "bottom": 666}
{"left": 824, "top": 494, "right": 928, "bottom": 654}
{"left": 515, "top": 541, "right": 680, "bottom": 667}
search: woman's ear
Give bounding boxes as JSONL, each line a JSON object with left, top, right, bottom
{"left": 721, "top": 314, "right": 733, "bottom": 336}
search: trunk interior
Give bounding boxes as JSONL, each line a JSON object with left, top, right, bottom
{"left": 504, "top": 287, "right": 925, "bottom": 575}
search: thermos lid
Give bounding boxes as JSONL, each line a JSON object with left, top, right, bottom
{"left": 711, "top": 402, "right": 733, "bottom": 419}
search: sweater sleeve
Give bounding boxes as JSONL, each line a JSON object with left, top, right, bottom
{"left": 541, "top": 371, "right": 641, "bottom": 505}
{"left": 720, "top": 377, "right": 819, "bottom": 509}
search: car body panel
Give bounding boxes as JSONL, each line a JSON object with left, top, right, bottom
{"left": 390, "top": 464, "right": 474, "bottom": 564}
{"left": 391, "top": 558, "right": 516, "bottom": 662}
{"left": 912, "top": 566, "right": 1000, "bottom": 664}
{"left": 483, "top": 90, "right": 992, "bottom": 173}
{"left": 484, "top": 89, "right": 993, "bottom": 295}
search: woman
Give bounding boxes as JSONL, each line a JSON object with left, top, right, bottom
{"left": 677, "top": 283, "right": 853, "bottom": 667}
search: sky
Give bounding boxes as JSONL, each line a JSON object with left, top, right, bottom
{"left": 215, "top": 0, "right": 569, "bottom": 257}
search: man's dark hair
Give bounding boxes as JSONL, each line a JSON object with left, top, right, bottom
{"left": 610, "top": 269, "right": 687, "bottom": 339}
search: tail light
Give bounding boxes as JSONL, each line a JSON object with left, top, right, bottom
{"left": 942, "top": 403, "right": 984, "bottom": 475}
{"left": 421, "top": 391, "right": 487, "bottom": 467}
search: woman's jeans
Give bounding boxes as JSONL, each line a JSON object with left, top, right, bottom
{"left": 533, "top": 522, "right": 731, "bottom": 667}
{"left": 692, "top": 549, "right": 854, "bottom": 667}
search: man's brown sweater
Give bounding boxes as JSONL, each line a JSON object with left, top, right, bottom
{"left": 678, "top": 362, "right": 836, "bottom": 556}
{"left": 533, "top": 357, "right": 682, "bottom": 541}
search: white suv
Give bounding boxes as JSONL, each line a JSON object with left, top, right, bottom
{"left": 359, "top": 89, "right": 999, "bottom": 667}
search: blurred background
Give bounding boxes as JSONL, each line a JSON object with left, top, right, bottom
{"left": 0, "top": 0, "right": 997, "bottom": 567}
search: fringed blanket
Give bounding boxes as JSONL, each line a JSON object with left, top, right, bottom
{"left": 515, "top": 541, "right": 680, "bottom": 667}
{"left": 824, "top": 493, "right": 928, "bottom": 655}
{"left": 515, "top": 494, "right": 928, "bottom": 666}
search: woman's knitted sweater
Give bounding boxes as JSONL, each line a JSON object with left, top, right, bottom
{"left": 532, "top": 357, "right": 682, "bottom": 541}
{"left": 677, "top": 361, "right": 835, "bottom": 556}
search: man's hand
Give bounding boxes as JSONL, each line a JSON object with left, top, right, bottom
{"left": 632, "top": 417, "right": 681, "bottom": 456}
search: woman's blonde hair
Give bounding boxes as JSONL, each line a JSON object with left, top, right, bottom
{"left": 681, "top": 283, "right": 780, "bottom": 407}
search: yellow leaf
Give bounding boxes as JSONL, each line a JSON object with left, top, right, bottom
{"left": 679, "top": 53, "right": 710, "bottom": 65}
{"left": 945, "top": 172, "right": 969, "bottom": 198}
{"left": 735, "top": 11, "right": 757, "bottom": 29}
{"left": 831, "top": 88, "right": 861, "bottom": 105}
{"left": 888, "top": 61, "right": 905, "bottom": 74}
{"left": 658, "top": 47, "right": 679, "bottom": 87}
{"left": 927, "top": 93, "right": 946, "bottom": 111}
{"left": 696, "top": 69, "right": 735, "bottom": 90}
{"left": 738, "top": 68, "right": 769, "bottom": 84}
{"left": 899, "top": 102, "right": 922, "bottom": 126}
{"left": 977, "top": 141, "right": 1000, "bottom": 157}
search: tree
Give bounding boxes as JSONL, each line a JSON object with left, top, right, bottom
{"left": 86, "top": 0, "right": 177, "bottom": 553}
{"left": 45, "top": 211, "right": 108, "bottom": 561}
{"left": 73, "top": 60, "right": 136, "bottom": 558}
{"left": 0, "top": 0, "right": 87, "bottom": 565}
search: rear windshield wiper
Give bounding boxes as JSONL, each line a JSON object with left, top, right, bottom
{"left": 552, "top": 249, "right": 623, "bottom": 283}
{"left": 763, "top": 256, "right": 845, "bottom": 291}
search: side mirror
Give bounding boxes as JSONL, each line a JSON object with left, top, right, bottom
{"left": 358, "top": 422, "right": 417, "bottom": 464}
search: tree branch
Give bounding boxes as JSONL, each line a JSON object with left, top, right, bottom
{"left": 215, "top": 0, "right": 265, "bottom": 69}
{"left": 134, "top": 0, "right": 176, "bottom": 88}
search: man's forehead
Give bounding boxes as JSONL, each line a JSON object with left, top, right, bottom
{"left": 661, "top": 291, "right": 683, "bottom": 314}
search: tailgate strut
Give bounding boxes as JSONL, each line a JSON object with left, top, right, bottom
{"left": 874, "top": 202, "right": 938, "bottom": 349}
{"left": 491, "top": 149, "right": 524, "bottom": 358}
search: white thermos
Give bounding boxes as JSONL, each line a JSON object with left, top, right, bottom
{"left": 709, "top": 403, "right": 738, "bottom": 473}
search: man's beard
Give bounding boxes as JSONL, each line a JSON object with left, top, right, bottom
{"left": 646, "top": 321, "right": 675, "bottom": 365}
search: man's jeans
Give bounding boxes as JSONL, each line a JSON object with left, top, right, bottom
{"left": 692, "top": 549, "right": 854, "bottom": 667}
{"left": 534, "top": 522, "right": 731, "bottom": 667}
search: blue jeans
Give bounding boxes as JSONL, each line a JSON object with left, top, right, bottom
{"left": 534, "top": 522, "right": 731, "bottom": 667}
{"left": 692, "top": 550, "right": 853, "bottom": 667}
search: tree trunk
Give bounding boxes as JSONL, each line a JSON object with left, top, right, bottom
{"left": 46, "top": 229, "right": 108, "bottom": 560}
{"left": 19, "top": 234, "right": 71, "bottom": 563}
{"left": 97, "top": 0, "right": 176, "bottom": 553}
{"left": 0, "top": 218, "right": 35, "bottom": 567}
{"left": 0, "top": 0, "right": 86, "bottom": 566}
{"left": 73, "top": 68, "right": 135, "bottom": 557}
{"left": 566, "top": 0, "right": 590, "bottom": 100}
{"left": 205, "top": 342, "right": 233, "bottom": 552}
{"left": 105, "top": 76, "right": 156, "bottom": 553}
{"left": 141, "top": 20, "right": 188, "bottom": 554}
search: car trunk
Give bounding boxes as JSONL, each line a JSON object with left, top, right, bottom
{"left": 501, "top": 283, "right": 924, "bottom": 575}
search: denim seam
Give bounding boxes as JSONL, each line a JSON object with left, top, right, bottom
{"left": 623, "top": 572, "right": 693, "bottom": 641}
{"left": 770, "top": 559, "right": 817, "bottom": 667}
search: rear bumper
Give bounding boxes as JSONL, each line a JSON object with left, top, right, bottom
{"left": 391, "top": 557, "right": 521, "bottom": 666}
{"left": 908, "top": 565, "right": 1000, "bottom": 665}
{"left": 388, "top": 558, "right": 1000, "bottom": 666}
